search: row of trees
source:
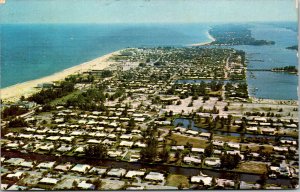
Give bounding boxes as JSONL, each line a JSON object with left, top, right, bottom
{"left": 2, "top": 105, "right": 28, "bottom": 120}
{"left": 28, "top": 81, "right": 75, "bottom": 104}
{"left": 8, "top": 117, "right": 28, "bottom": 128}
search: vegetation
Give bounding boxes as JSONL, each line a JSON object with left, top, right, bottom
{"left": 272, "top": 65, "right": 298, "bottom": 73}
{"left": 140, "top": 135, "right": 158, "bottom": 162}
{"left": 2, "top": 105, "right": 28, "bottom": 120}
{"left": 84, "top": 144, "right": 108, "bottom": 159}
{"left": 286, "top": 45, "right": 298, "bottom": 50}
{"left": 8, "top": 117, "right": 28, "bottom": 127}
{"left": 28, "top": 81, "right": 75, "bottom": 104}
{"left": 220, "top": 153, "right": 241, "bottom": 169}
{"left": 210, "top": 25, "right": 275, "bottom": 46}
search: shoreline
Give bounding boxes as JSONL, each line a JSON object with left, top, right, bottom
{"left": 0, "top": 50, "right": 122, "bottom": 103}
{"left": 188, "top": 31, "right": 216, "bottom": 46}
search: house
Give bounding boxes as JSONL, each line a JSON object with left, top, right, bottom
{"left": 56, "top": 145, "right": 72, "bottom": 152}
{"left": 174, "top": 127, "right": 186, "bottom": 133}
{"left": 70, "top": 131, "right": 84, "bottom": 136}
{"left": 129, "top": 154, "right": 141, "bottom": 162}
{"left": 171, "top": 145, "right": 184, "bottom": 151}
{"left": 186, "top": 130, "right": 199, "bottom": 136}
{"left": 212, "top": 140, "right": 224, "bottom": 147}
{"left": 191, "top": 148, "right": 205, "bottom": 153}
{"left": 37, "top": 161, "right": 56, "bottom": 169}
{"left": 60, "top": 136, "right": 74, "bottom": 142}
{"left": 30, "top": 188, "right": 46, "bottom": 190}
{"left": 6, "top": 185, "right": 27, "bottom": 191}
{"left": 227, "top": 142, "right": 240, "bottom": 149}
{"left": 89, "top": 167, "right": 107, "bottom": 175}
{"left": 254, "top": 117, "right": 267, "bottom": 122}
{"left": 125, "top": 170, "right": 145, "bottom": 178}
{"left": 199, "top": 132, "right": 211, "bottom": 138}
{"left": 204, "top": 158, "right": 221, "bottom": 167}
{"left": 87, "top": 139, "right": 102, "bottom": 144}
{"left": 71, "top": 164, "right": 91, "bottom": 173}
{"left": 246, "top": 127, "right": 257, "bottom": 132}
{"left": 240, "top": 181, "right": 260, "bottom": 189}
{"left": 78, "top": 181, "right": 95, "bottom": 190}
{"left": 155, "top": 120, "right": 171, "bottom": 125}
{"left": 37, "top": 82, "right": 54, "bottom": 88}
{"left": 119, "top": 141, "right": 134, "bottom": 148}
{"left": 261, "top": 127, "right": 275, "bottom": 135}
{"left": 1, "top": 184, "right": 8, "bottom": 190}
{"left": 190, "top": 175, "right": 212, "bottom": 185}
{"left": 280, "top": 140, "right": 297, "bottom": 145}
{"left": 145, "top": 172, "right": 165, "bottom": 182}
{"left": 273, "top": 146, "right": 288, "bottom": 152}
{"left": 183, "top": 156, "right": 201, "bottom": 164}
{"left": 54, "top": 163, "right": 73, "bottom": 172}
{"left": 39, "top": 143, "right": 55, "bottom": 151}
{"left": 5, "top": 143, "right": 19, "bottom": 149}
{"left": 19, "top": 161, "right": 34, "bottom": 168}
{"left": 5, "top": 158, "right": 25, "bottom": 166}
{"left": 46, "top": 136, "right": 60, "bottom": 141}
{"left": 127, "top": 186, "right": 144, "bottom": 190}
{"left": 120, "top": 134, "right": 133, "bottom": 140}
{"left": 102, "top": 139, "right": 115, "bottom": 146}
{"left": 33, "top": 135, "right": 46, "bottom": 140}
{"left": 108, "top": 150, "right": 123, "bottom": 157}
{"left": 134, "top": 141, "right": 146, "bottom": 148}
{"left": 216, "top": 179, "right": 235, "bottom": 188}
{"left": 54, "top": 118, "right": 64, "bottom": 123}
{"left": 107, "top": 168, "right": 127, "bottom": 177}
{"left": 6, "top": 171, "right": 24, "bottom": 179}
{"left": 134, "top": 117, "right": 146, "bottom": 122}
{"left": 213, "top": 149, "right": 222, "bottom": 155}
{"left": 107, "top": 134, "right": 117, "bottom": 140}
{"left": 38, "top": 178, "right": 59, "bottom": 185}
{"left": 74, "top": 146, "right": 85, "bottom": 153}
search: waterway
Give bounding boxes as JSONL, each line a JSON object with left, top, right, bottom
{"left": 2, "top": 150, "right": 292, "bottom": 187}
{"left": 173, "top": 118, "right": 297, "bottom": 141}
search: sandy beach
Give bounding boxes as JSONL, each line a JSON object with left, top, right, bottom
{"left": 1, "top": 50, "right": 122, "bottom": 103}
{"left": 188, "top": 31, "right": 216, "bottom": 46}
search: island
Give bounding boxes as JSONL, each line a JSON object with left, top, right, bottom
{"left": 209, "top": 25, "right": 275, "bottom": 46}
{"left": 272, "top": 65, "right": 298, "bottom": 74}
{"left": 286, "top": 45, "right": 298, "bottom": 50}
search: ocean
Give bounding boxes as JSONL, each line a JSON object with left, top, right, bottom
{"left": 0, "top": 22, "right": 298, "bottom": 100}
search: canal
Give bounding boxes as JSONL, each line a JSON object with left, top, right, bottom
{"left": 173, "top": 118, "right": 297, "bottom": 141}
{"left": 2, "top": 150, "right": 292, "bottom": 187}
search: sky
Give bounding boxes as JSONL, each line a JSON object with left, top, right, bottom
{"left": 0, "top": 0, "right": 297, "bottom": 24}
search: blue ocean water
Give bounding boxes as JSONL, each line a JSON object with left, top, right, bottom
{"left": 0, "top": 23, "right": 211, "bottom": 88}
{"left": 1, "top": 22, "right": 298, "bottom": 100}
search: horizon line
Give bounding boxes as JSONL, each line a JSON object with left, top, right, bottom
{"left": 0, "top": 20, "right": 298, "bottom": 25}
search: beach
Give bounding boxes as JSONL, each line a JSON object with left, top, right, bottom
{"left": 189, "top": 31, "right": 216, "bottom": 46}
{"left": 0, "top": 50, "right": 122, "bottom": 103}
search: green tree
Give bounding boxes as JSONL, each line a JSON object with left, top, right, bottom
{"left": 204, "top": 143, "right": 214, "bottom": 157}
{"left": 84, "top": 144, "right": 107, "bottom": 159}
{"left": 141, "top": 136, "right": 158, "bottom": 162}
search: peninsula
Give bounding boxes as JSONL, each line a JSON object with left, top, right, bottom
{"left": 209, "top": 25, "right": 275, "bottom": 46}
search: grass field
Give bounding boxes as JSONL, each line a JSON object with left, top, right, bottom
{"left": 169, "top": 134, "right": 208, "bottom": 148}
{"left": 166, "top": 174, "right": 189, "bottom": 188}
{"left": 234, "top": 161, "right": 267, "bottom": 174}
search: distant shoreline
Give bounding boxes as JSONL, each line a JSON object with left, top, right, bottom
{"left": 0, "top": 50, "right": 122, "bottom": 103}
{"left": 188, "top": 31, "right": 216, "bottom": 46}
